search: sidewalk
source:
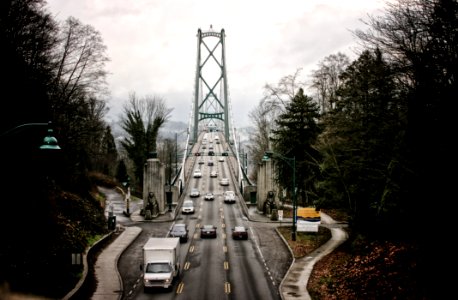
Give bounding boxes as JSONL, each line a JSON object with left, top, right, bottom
{"left": 83, "top": 201, "right": 347, "bottom": 300}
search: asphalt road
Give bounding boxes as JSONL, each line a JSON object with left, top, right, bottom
{"left": 105, "top": 166, "right": 292, "bottom": 299}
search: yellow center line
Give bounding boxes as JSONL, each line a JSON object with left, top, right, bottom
{"left": 224, "top": 282, "right": 231, "bottom": 294}
{"left": 189, "top": 245, "right": 195, "bottom": 253}
{"left": 224, "top": 261, "right": 229, "bottom": 270}
{"left": 223, "top": 245, "right": 227, "bottom": 253}
{"left": 176, "top": 282, "right": 184, "bottom": 294}
{"left": 184, "top": 262, "right": 190, "bottom": 270}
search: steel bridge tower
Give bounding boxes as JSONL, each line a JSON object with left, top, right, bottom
{"left": 191, "top": 26, "right": 230, "bottom": 143}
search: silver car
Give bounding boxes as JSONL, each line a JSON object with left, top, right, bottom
{"left": 190, "top": 188, "right": 200, "bottom": 197}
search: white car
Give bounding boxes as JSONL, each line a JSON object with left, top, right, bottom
{"left": 181, "top": 200, "right": 195, "bottom": 214}
{"left": 190, "top": 188, "right": 200, "bottom": 197}
{"left": 218, "top": 157, "right": 225, "bottom": 162}
{"left": 210, "top": 170, "right": 218, "bottom": 178}
{"left": 204, "top": 192, "right": 214, "bottom": 201}
{"left": 219, "top": 178, "right": 229, "bottom": 186}
{"left": 224, "top": 191, "right": 236, "bottom": 204}
{"left": 193, "top": 169, "right": 202, "bottom": 178}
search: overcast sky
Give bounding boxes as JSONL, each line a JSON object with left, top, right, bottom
{"left": 45, "top": 0, "right": 386, "bottom": 128}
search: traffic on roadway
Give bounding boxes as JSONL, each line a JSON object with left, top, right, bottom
{"left": 117, "top": 131, "right": 284, "bottom": 300}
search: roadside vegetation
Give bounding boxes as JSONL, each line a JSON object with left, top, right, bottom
{"left": 279, "top": 209, "right": 422, "bottom": 299}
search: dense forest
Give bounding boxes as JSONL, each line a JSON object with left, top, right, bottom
{"left": 247, "top": 0, "right": 456, "bottom": 298}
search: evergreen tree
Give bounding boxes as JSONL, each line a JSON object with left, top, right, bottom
{"left": 98, "top": 125, "right": 118, "bottom": 175}
{"left": 116, "top": 159, "right": 129, "bottom": 183}
{"left": 316, "top": 49, "right": 405, "bottom": 233}
{"left": 271, "top": 88, "right": 321, "bottom": 206}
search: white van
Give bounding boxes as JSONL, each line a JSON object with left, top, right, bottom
{"left": 224, "top": 191, "right": 235, "bottom": 204}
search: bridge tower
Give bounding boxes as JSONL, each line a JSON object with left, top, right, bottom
{"left": 191, "top": 26, "right": 230, "bottom": 143}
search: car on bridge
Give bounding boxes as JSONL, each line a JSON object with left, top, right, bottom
{"left": 200, "top": 224, "right": 217, "bottom": 238}
{"left": 190, "top": 188, "right": 200, "bottom": 197}
{"left": 224, "top": 190, "right": 235, "bottom": 204}
{"left": 181, "top": 200, "right": 195, "bottom": 214}
{"left": 204, "top": 192, "right": 214, "bottom": 201}
{"left": 232, "top": 226, "right": 248, "bottom": 240}
{"left": 219, "top": 178, "right": 229, "bottom": 186}
{"left": 193, "top": 169, "right": 202, "bottom": 178}
{"left": 218, "top": 157, "right": 225, "bottom": 162}
{"left": 169, "top": 223, "right": 189, "bottom": 243}
{"left": 210, "top": 170, "right": 218, "bottom": 178}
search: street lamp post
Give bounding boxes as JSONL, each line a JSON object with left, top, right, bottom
{"left": 167, "top": 151, "right": 173, "bottom": 212}
{"left": 123, "top": 177, "right": 131, "bottom": 216}
{"left": 263, "top": 150, "right": 296, "bottom": 241}
{"left": 1, "top": 121, "right": 61, "bottom": 150}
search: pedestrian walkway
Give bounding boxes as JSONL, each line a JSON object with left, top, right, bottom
{"left": 279, "top": 213, "right": 348, "bottom": 300}
{"left": 91, "top": 226, "right": 142, "bottom": 300}
{"left": 78, "top": 189, "right": 347, "bottom": 300}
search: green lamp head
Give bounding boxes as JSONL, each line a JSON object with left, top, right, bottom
{"left": 40, "top": 128, "right": 61, "bottom": 150}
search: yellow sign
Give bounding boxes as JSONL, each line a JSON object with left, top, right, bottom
{"left": 297, "top": 207, "right": 321, "bottom": 221}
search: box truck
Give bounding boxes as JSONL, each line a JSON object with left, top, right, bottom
{"left": 141, "top": 237, "right": 180, "bottom": 291}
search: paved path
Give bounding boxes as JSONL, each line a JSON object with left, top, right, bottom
{"left": 280, "top": 213, "right": 348, "bottom": 300}
{"left": 91, "top": 226, "right": 142, "bottom": 300}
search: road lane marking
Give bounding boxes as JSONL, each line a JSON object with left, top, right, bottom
{"left": 224, "top": 282, "right": 231, "bottom": 294}
{"left": 176, "top": 282, "right": 184, "bottom": 294}
{"left": 224, "top": 261, "right": 229, "bottom": 270}
{"left": 184, "top": 262, "right": 190, "bottom": 270}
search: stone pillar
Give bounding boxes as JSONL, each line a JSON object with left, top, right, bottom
{"left": 256, "top": 158, "right": 276, "bottom": 212}
{"left": 143, "top": 155, "right": 166, "bottom": 217}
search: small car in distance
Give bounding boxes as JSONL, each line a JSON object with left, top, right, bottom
{"left": 193, "top": 169, "right": 202, "bottom": 178}
{"left": 190, "top": 188, "right": 200, "bottom": 197}
{"left": 204, "top": 192, "right": 214, "bottom": 201}
{"left": 200, "top": 224, "right": 217, "bottom": 238}
{"left": 207, "top": 160, "right": 214, "bottom": 166}
{"left": 219, "top": 178, "right": 229, "bottom": 186}
{"left": 232, "top": 226, "right": 248, "bottom": 240}
{"left": 224, "top": 190, "right": 236, "bottom": 204}
{"left": 169, "top": 223, "right": 189, "bottom": 243}
{"left": 218, "top": 157, "right": 225, "bottom": 162}
{"left": 210, "top": 170, "right": 218, "bottom": 178}
{"left": 181, "top": 200, "right": 195, "bottom": 214}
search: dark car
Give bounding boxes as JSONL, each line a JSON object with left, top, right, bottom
{"left": 200, "top": 224, "right": 217, "bottom": 238}
{"left": 232, "top": 226, "right": 248, "bottom": 240}
{"left": 169, "top": 223, "right": 189, "bottom": 243}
